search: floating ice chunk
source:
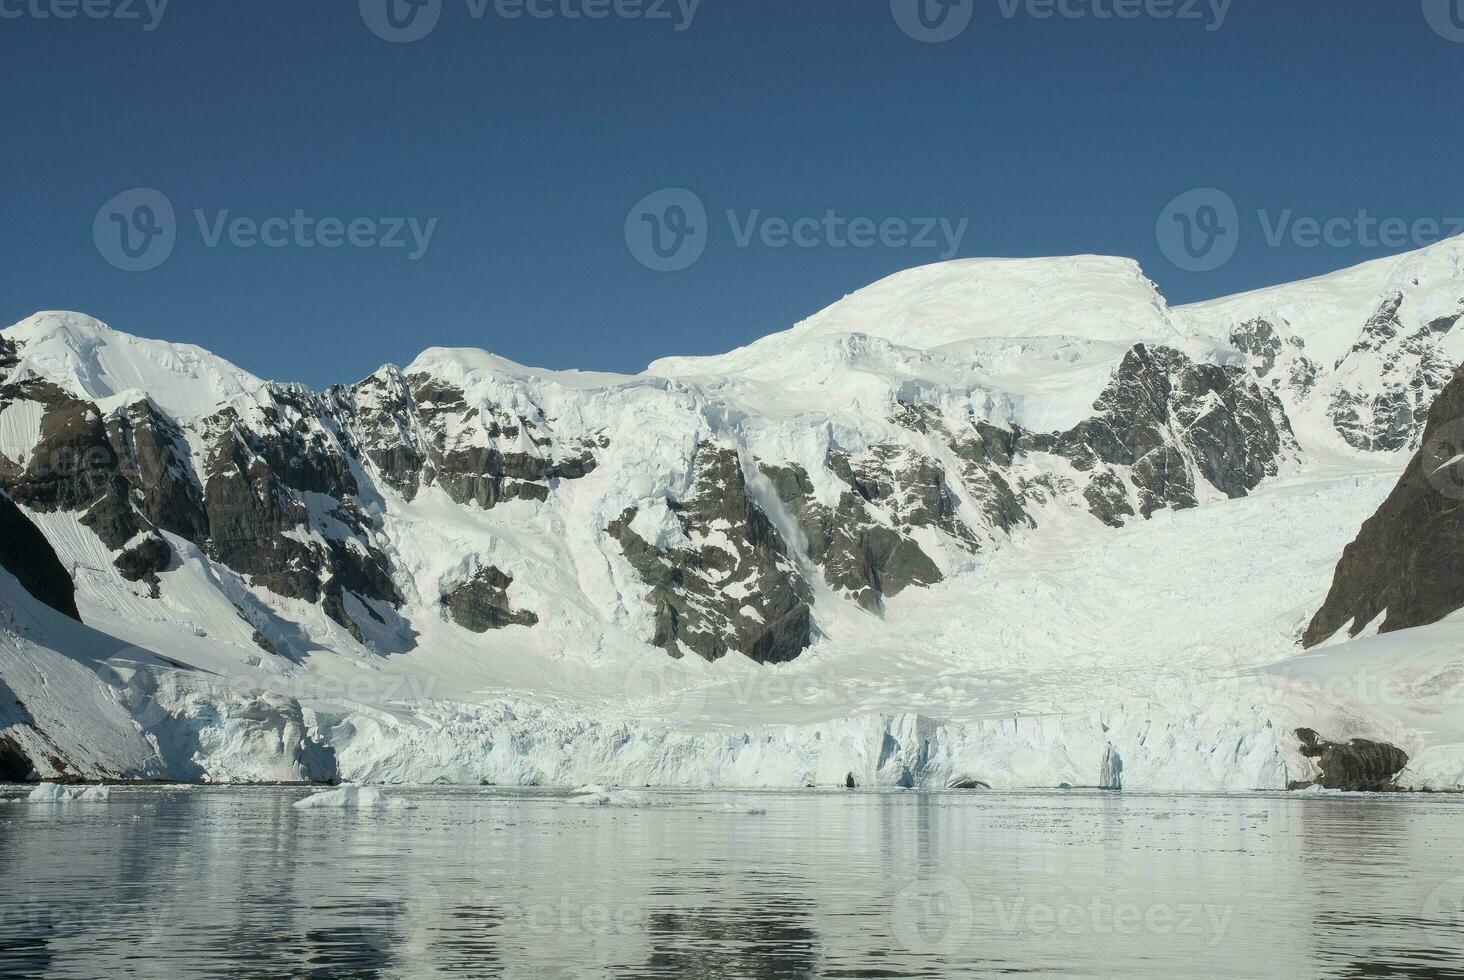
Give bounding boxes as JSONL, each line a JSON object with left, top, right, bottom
{"left": 27, "top": 783, "right": 111, "bottom": 803}
{"left": 706, "top": 800, "right": 768, "bottom": 815}
{"left": 568, "top": 785, "right": 667, "bottom": 808}
{"left": 293, "top": 785, "right": 406, "bottom": 810}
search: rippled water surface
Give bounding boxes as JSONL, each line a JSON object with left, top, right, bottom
{"left": 2, "top": 786, "right": 1463, "bottom": 978}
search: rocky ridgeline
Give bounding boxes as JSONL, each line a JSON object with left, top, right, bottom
{"left": 342, "top": 366, "right": 601, "bottom": 510}
{"left": 0, "top": 325, "right": 1310, "bottom": 666}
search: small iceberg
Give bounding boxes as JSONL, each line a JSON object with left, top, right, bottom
{"left": 568, "top": 785, "right": 667, "bottom": 809}
{"left": 27, "top": 783, "right": 111, "bottom": 803}
{"left": 293, "top": 785, "right": 406, "bottom": 810}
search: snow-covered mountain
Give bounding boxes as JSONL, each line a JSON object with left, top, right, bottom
{"left": 4, "top": 241, "right": 1464, "bottom": 790}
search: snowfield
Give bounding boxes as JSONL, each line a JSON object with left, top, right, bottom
{"left": 4, "top": 241, "right": 1464, "bottom": 791}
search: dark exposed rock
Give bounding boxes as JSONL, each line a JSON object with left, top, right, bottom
{"left": 833, "top": 447, "right": 978, "bottom": 549}
{"left": 761, "top": 460, "right": 942, "bottom": 613}
{"left": 441, "top": 566, "right": 539, "bottom": 632}
{"left": 0, "top": 732, "right": 33, "bottom": 782}
{"left": 344, "top": 370, "right": 599, "bottom": 509}
{"left": 114, "top": 534, "right": 173, "bottom": 598}
{"left": 1025, "top": 344, "right": 1295, "bottom": 518}
{"left": 1081, "top": 469, "right": 1136, "bottom": 528}
{"left": 6, "top": 389, "right": 142, "bottom": 550}
{"left": 1328, "top": 295, "right": 1457, "bottom": 452}
{"left": 1230, "top": 317, "right": 1319, "bottom": 394}
{"left": 197, "top": 393, "right": 402, "bottom": 641}
{"left": 105, "top": 400, "right": 209, "bottom": 542}
{"left": 1289, "top": 728, "right": 1409, "bottom": 792}
{"left": 612, "top": 443, "right": 812, "bottom": 663}
{"left": 950, "top": 422, "right": 1032, "bottom": 534}
{"left": 1305, "top": 365, "right": 1464, "bottom": 645}
{"left": 203, "top": 431, "right": 327, "bottom": 602}
{"left": 1231, "top": 318, "right": 1285, "bottom": 377}
{"left": 0, "top": 491, "right": 79, "bottom": 620}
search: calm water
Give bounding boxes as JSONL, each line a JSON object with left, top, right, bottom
{"left": 1, "top": 786, "right": 1462, "bottom": 979}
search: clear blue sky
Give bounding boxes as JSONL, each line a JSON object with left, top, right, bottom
{"left": 1, "top": 0, "right": 1460, "bottom": 388}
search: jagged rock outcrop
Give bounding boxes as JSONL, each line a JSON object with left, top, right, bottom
{"left": 113, "top": 534, "right": 173, "bottom": 597}
{"left": 762, "top": 460, "right": 944, "bottom": 612}
{"left": 1289, "top": 728, "right": 1409, "bottom": 792}
{"left": 1305, "top": 366, "right": 1464, "bottom": 645}
{"left": 1027, "top": 344, "right": 1297, "bottom": 520}
{"left": 1230, "top": 318, "right": 1319, "bottom": 398}
{"left": 612, "top": 443, "right": 812, "bottom": 663}
{"left": 197, "top": 390, "right": 401, "bottom": 641}
{"left": 1328, "top": 295, "right": 1458, "bottom": 452}
{"left": 441, "top": 567, "right": 539, "bottom": 631}
{"left": 344, "top": 367, "right": 600, "bottom": 509}
{"left": 0, "top": 491, "right": 78, "bottom": 621}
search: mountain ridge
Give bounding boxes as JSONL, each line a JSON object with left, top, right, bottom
{"left": 3, "top": 239, "right": 1464, "bottom": 789}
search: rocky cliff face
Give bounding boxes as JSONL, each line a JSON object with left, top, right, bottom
{"left": 1326, "top": 295, "right": 1459, "bottom": 453}
{"left": 1304, "top": 365, "right": 1464, "bottom": 646}
{"left": 0, "top": 490, "right": 78, "bottom": 621}
{"left": 612, "top": 443, "right": 813, "bottom": 663}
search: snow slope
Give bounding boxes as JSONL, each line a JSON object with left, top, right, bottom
{"left": 3, "top": 311, "right": 266, "bottom": 417}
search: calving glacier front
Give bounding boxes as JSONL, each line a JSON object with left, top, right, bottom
{"left": 3, "top": 244, "right": 1464, "bottom": 790}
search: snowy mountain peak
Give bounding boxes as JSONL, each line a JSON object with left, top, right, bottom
{"left": 406, "top": 345, "right": 637, "bottom": 389}
{"left": 2, "top": 311, "right": 265, "bottom": 417}
{"left": 647, "top": 255, "right": 1182, "bottom": 393}
{"left": 785, "top": 254, "right": 1179, "bottom": 347}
